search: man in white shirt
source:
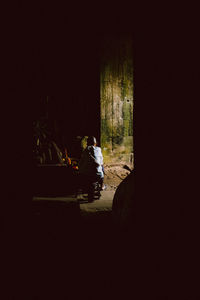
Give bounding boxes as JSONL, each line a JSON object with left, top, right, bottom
{"left": 78, "top": 136, "right": 104, "bottom": 202}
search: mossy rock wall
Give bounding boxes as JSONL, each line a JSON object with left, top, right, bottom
{"left": 100, "top": 34, "right": 134, "bottom": 165}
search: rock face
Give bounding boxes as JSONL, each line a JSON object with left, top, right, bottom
{"left": 100, "top": 34, "right": 134, "bottom": 165}
{"left": 112, "top": 170, "right": 134, "bottom": 230}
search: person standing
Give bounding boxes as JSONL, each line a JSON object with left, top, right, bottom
{"left": 78, "top": 136, "right": 104, "bottom": 202}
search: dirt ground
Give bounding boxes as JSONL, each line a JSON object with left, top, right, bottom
{"left": 103, "top": 163, "right": 133, "bottom": 191}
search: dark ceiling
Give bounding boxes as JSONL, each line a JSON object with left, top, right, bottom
{"left": 33, "top": 33, "right": 134, "bottom": 145}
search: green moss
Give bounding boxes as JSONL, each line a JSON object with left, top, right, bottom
{"left": 100, "top": 34, "right": 134, "bottom": 164}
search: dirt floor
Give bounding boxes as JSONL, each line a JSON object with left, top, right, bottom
{"left": 103, "top": 163, "right": 133, "bottom": 191}
{"left": 31, "top": 163, "right": 134, "bottom": 298}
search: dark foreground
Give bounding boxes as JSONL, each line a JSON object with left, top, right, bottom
{"left": 30, "top": 198, "right": 133, "bottom": 299}
{"left": 3, "top": 192, "right": 197, "bottom": 299}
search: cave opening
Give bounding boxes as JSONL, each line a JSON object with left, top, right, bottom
{"left": 33, "top": 33, "right": 134, "bottom": 167}
{"left": 32, "top": 33, "right": 134, "bottom": 243}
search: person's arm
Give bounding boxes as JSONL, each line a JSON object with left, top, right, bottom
{"left": 88, "top": 151, "right": 100, "bottom": 166}
{"left": 88, "top": 150, "right": 100, "bottom": 167}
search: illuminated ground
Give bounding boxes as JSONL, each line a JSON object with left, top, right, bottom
{"left": 32, "top": 163, "right": 132, "bottom": 217}
{"left": 103, "top": 164, "right": 132, "bottom": 190}
{"left": 33, "top": 190, "right": 115, "bottom": 214}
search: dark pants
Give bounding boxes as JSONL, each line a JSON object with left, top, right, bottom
{"left": 79, "top": 173, "right": 103, "bottom": 200}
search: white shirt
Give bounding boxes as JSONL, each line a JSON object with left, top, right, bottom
{"left": 79, "top": 145, "right": 104, "bottom": 177}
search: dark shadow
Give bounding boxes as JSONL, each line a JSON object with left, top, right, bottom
{"left": 32, "top": 197, "right": 113, "bottom": 240}
{"left": 77, "top": 197, "right": 101, "bottom": 204}
{"left": 77, "top": 198, "right": 89, "bottom": 204}
{"left": 32, "top": 200, "right": 81, "bottom": 240}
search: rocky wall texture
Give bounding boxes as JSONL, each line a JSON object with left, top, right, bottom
{"left": 100, "top": 34, "right": 134, "bottom": 165}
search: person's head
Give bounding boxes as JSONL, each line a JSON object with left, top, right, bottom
{"left": 87, "top": 136, "right": 97, "bottom": 146}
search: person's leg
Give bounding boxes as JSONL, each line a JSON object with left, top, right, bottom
{"left": 77, "top": 173, "right": 90, "bottom": 196}
{"left": 97, "top": 173, "right": 106, "bottom": 191}
{"left": 88, "top": 175, "right": 95, "bottom": 202}
{"left": 95, "top": 174, "right": 104, "bottom": 196}
{"left": 99, "top": 177, "right": 103, "bottom": 190}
